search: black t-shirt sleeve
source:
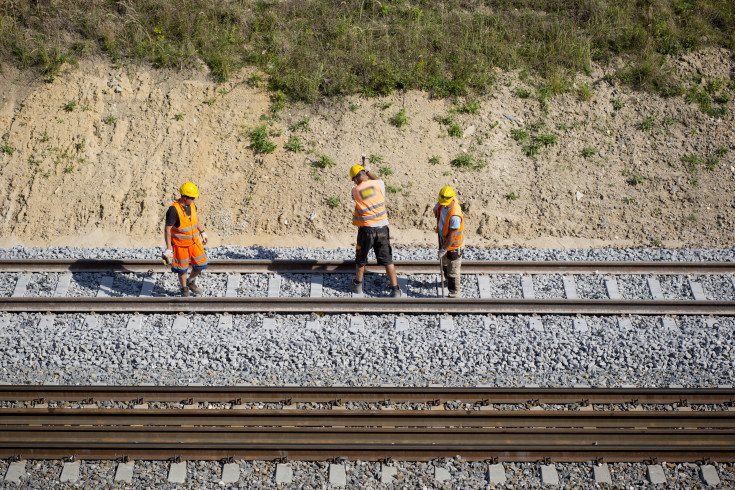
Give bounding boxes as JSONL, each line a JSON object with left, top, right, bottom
{"left": 165, "top": 206, "right": 180, "bottom": 228}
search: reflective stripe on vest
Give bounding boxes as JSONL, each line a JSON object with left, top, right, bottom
{"left": 171, "top": 202, "right": 199, "bottom": 247}
{"left": 435, "top": 200, "right": 465, "bottom": 251}
{"left": 352, "top": 180, "right": 387, "bottom": 227}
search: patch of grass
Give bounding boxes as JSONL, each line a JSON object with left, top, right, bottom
{"left": 442, "top": 170, "right": 451, "bottom": 176}
{"left": 628, "top": 173, "right": 646, "bottom": 185}
{"left": 103, "top": 114, "right": 117, "bottom": 125}
{"left": 576, "top": 81, "right": 592, "bottom": 101}
{"left": 64, "top": 163, "right": 74, "bottom": 173}
{"left": 1, "top": 142, "right": 15, "bottom": 155}
{"left": 662, "top": 116, "right": 674, "bottom": 128}
{"left": 40, "top": 131, "right": 50, "bottom": 143}
{"left": 368, "top": 154, "right": 383, "bottom": 165}
{"left": 429, "top": 155, "right": 440, "bottom": 165}
{"left": 75, "top": 139, "right": 86, "bottom": 152}
{"left": 204, "top": 98, "right": 217, "bottom": 106}
{"left": 313, "top": 154, "right": 335, "bottom": 169}
{"left": 581, "top": 147, "right": 595, "bottom": 159}
{"left": 247, "top": 124, "right": 276, "bottom": 153}
{"left": 523, "top": 143, "right": 540, "bottom": 157}
{"left": 652, "top": 238, "right": 663, "bottom": 247}
{"left": 247, "top": 73, "right": 263, "bottom": 88}
{"left": 379, "top": 165, "right": 393, "bottom": 177}
{"left": 326, "top": 196, "right": 340, "bottom": 208}
{"left": 175, "top": 112, "right": 185, "bottom": 121}
{"left": 289, "top": 117, "right": 311, "bottom": 132}
{"left": 623, "top": 196, "right": 636, "bottom": 205}
{"left": 515, "top": 87, "right": 531, "bottom": 99}
{"left": 687, "top": 213, "right": 697, "bottom": 222}
{"left": 451, "top": 152, "right": 486, "bottom": 170}
{"left": 716, "top": 147, "right": 729, "bottom": 157}
{"left": 385, "top": 184, "right": 401, "bottom": 194}
{"left": 506, "top": 191, "right": 519, "bottom": 201}
{"left": 612, "top": 98, "right": 624, "bottom": 111}
{"left": 284, "top": 136, "right": 304, "bottom": 152}
{"left": 510, "top": 129, "right": 528, "bottom": 142}
{"left": 705, "top": 156, "right": 718, "bottom": 171}
{"left": 456, "top": 99, "right": 480, "bottom": 114}
{"left": 535, "top": 134, "right": 557, "bottom": 146}
{"left": 64, "top": 100, "right": 77, "bottom": 112}
{"left": 390, "top": 108, "right": 408, "bottom": 128}
{"left": 447, "top": 122, "right": 463, "bottom": 138}
{"left": 639, "top": 116, "right": 655, "bottom": 131}
{"left": 681, "top": 154, "right": 704, "bottom": 173}
{"left": 349, "top": 103, "right": 358, "bottom": 112}
{"left": 434, "top": 114, "right": 453, "bottom": 126}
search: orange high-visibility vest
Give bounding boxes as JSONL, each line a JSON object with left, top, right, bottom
{"left": 170, "top": 202, "right": 200, "bottom": 247}
{"left": 352, "top": 180, "right": 387, "bottom": 227}
{"left": 435, "top": 200, "right": 464, "bottom": 251}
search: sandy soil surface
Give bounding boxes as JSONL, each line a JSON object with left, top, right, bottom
{"left": 0, "top": 50, "right": 733, "bottom": 250}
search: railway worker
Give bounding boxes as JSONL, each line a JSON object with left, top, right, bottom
{"left": 435, "top": 186, "right": 464, "bottom": 298}
{"left": 348, "top": 163, "right": 402, "bottom": 298}
{"left": 162, "top": 182, "right": 209, "bottom": 297}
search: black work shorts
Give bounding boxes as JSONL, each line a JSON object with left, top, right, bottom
{"left": 355, "top": 226, "right": 394, "bottom": 266}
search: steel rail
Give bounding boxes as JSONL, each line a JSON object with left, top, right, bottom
{"left": 1, "top": 296, "right": 734, "bottom": 315}
{"left": 2, "top": 386, "right": 733, "bottom": 405}
{"left": 3, "top": 408, "right": 735, "bottom": 429}
{"left": 0, "top": 258, "right": 734, "bottom": 274}
{"left": 1, "top": 417, "right": 734, "bottom": 462}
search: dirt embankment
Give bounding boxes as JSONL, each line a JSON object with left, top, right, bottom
{"left": 0, "top": 51, "right": 734, "bottom": 250}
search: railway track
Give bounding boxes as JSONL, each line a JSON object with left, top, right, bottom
{"left": 1, "top": 387, "right": 734, "bottom": 462}
{"left": 1, "top": 259, "right": 735, "bottom": 315}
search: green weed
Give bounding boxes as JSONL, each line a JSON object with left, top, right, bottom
{"left": 451, "top": 152, "right": 485, "bottom": 170}
{"left": 535, "top": 134, "right": 557, "bottom": 146}
{"left": 576, "top": 81, "right": 592, "bottom": 101}
{"left": 103, "top": 114, "right": 117, "bottom": 125}
{"left": 40, "top": 131, "right": 50, "bottom": 143}
{"left": 523, "top": 143, "right": 540, "bottom": 157}
{"left": 515, "top": 87, "right": 531, "bottom": 99}
{"left": 385, "top": 184, "right": 401, "bottom": 194}
{"left": 204, "top": 98, "right": 217, "bottom": 106}
{"left": 510, "top": 129, "right": 528, "bottom": 142}
{"left": 612, "top": 98, "right": 624, "bottom": 111}
{"left": 390, "top": 108, "right": 408, "bottom": 128}
{"left": 175, "top": 112, "right": 185, "bottom": 121}
{"left": 248, "top": 124, "right": 276, "bottom": 153}
{"left": 506, "top": 191, "right": 519, "bottom": 201}
{"left": 716, "top": 147, "right": 729, "bottom": 157}
{"left": 1, "top": 142, "right": 15, "bottom": 155}
{"left": 681, "top": 154, "right": 704, "bottom": 172}
{"left": 64, "top": 100, "right": 76, "bottom": 112}
{"left": 64, "top": 164, "right": 74, "bottom": 173}
{"left": 429, "top": 155, "right": 440, "bottom": 165}
{"left": 628, "top": 173, "right": 645, "bottom": 185}
{"left": 284, "top": 136, "right": 304, "bottom": 152}
{"left": 581, "top": 147, "right": 595, "bottom": 159}
{"left": 368, "top": 154, "right": 383, "bottom": 165}
{"left": 456, "top": 99, "right": 480, "bottom": 114}
{"left": 623, "top": 196, "right": 636, "bottom": 205}
{"left": 326, "top": 196, "right": 340, "bottom": 208}
{"left": 447, "top": 122, "right": 463, "bottom": 138}
{"left": 349, "top": 103, "right": 358, "bottom": 112}
{"left": 313, "top": 154, "right": 335, "bottom": 169}
{"left": 705, "top": 156, "right": 718, "bottom": 171}
{"left": 379, "top": 166, "right": 393, "bottom": 177}
{"left": 289, "top": 117, "right": 311, "bottom": 132}
{"left": 247, "top": 73, "right": 263, "bottom": 88}
{"left": 640, "top": 117, "right": 655, "bottom": 131}
{"left": 443, "top": 171, "right": 451, "bottom": 176}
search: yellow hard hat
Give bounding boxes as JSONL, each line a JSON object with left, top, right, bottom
{"left": 438, "top": 186, "right": 455, "bottom": 205}
{"left": 180, "top": 182, "right": 199, "bottom": 198}
{"left": 349, "top": 165, "right": 365, "bottom": 180}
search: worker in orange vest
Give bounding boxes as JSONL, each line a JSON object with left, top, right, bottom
{"left": 162, "top": 182, "right": 209, "bottom": 297}
{"left": 348, "top": 164, "right": 402, "bottom": 297}
{"left": 435, "top": 186, "right": 464, "bottom": 298}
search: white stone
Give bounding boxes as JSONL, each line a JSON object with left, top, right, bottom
{"left": 529, "top": 318, "right": 543, "bottom": 331}
{"left": 521, "top": 276, "right": 535, "bottom": 299}
{"left": 394, "top": 316, "right": 409, "bottom": 331}
{"left": 172, "top": 315, "right": 188, "bottom": 332}
{"left": 267, "top": 275, "right": 281, "bottom": 298}
{"left": 593, "top": 463, "right": 612, "bottom": 484}
{"left": 647, "top": 464, "right": 666, "bottom": 484}
{"left": 225, "top": 274, "right": 240, "bottom": 298}
{"left": 329, "top": 464, "right": 347, "bottom": 486}
{"left": 487, "top": 463, "right": 506, "bottom": 484}
{"left": 688, "top": 279, "right": 706, "bottom": 300}
{"left": 477, "top": 275, "right": 492, "bottom": 299}
{"left": 4, "top": 460, "right": 27, "bottom": 483}
{"left": 221, "top": 462, "right": 239, "bottom": 483}
{"left": 381, "top": 464, "right": 397, "bottom": 484}
{"left": 349, "top": 315, "right": 365, "bottom": 333}
{"left": 218, "top": 314, "right": 232, "bottom": 329}
{"left": 11, "top": 272, "right": 31, "bottom": 297}
{"left": 60, "top": 462, "right": 80, "bottom": 483}
{"left": 573, "top": 318, "right": 589, "bottom": 332}
{"left": 115, "top": 461, "right": 134, "bottom": 483}
{"left": 439, "top": 316, "right": 454, "bottom": 330}
{"left": 434, "top": 466, "right": 451, "bottom": 482}
{"left": 700, "top": 464, "right": 720, "bottom": 486}
{"left": 275, "top": 463, "right": 293, "bottom": 484}
{"left": 54, "top": 272, "right": 72, "bottom": 297}
{"left": 540, "top": 464, "right": 559, "bottom": 485}
{"left": 310, "top": 274, "right": 323, "bottom": 297}
{"left": 575, "top": 191, "right": 584, "bottom": 201}
{"left": 127, "top": 315, "right": 143, "bottom": 331}
{"left": 562, "top": 275, "right": 578, "bottom": 299}
{"left": 647, "top": 277, "right": 664, "bottom": 299}
{"left": 605, "top": 276, "right": 621, "bottom": 300}
{"left": 168, "top": 462, "right": 186, "bottom": 483}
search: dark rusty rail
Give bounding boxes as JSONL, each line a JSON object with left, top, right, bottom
{"left": 1, "top": 408, "right": 734, "bottom": 462}
{"left": 1, "top": 296, "right": 734, "bottom": 315}
{"left": 0, "top": 258, "right": 734, "bottom": 274}
{"left": 2, "top": 385, "right": 734, "bottom": 405}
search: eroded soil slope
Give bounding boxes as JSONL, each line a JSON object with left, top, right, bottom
{"left": 0, "top": 51, "right": 733, "bottom": 250}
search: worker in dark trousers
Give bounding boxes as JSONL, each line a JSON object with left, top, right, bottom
{"left": 348, "top": 164, "right": 402, "bottom": 297}
{"left": 162, "top": 182, "right": 209, "bottom": 297}
{"left": 435, "top": 186, "right": 464, "bottom": 298}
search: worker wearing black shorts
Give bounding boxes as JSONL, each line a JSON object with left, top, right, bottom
{"left": 348, "top": 164, "right": 402, "bottom": 297}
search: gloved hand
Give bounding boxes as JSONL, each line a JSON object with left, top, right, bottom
{"left": 162, "top": 248, "right": 173, "bottom": 265}
{"left": 437, "top": 248, "right": 447, "bottom": 259}
{"left": 200, "top": 231, "right": 208, "bottom": 245}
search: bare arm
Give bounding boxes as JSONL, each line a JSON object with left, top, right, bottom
{"left": 164, "top": 225, "right": 173, "bottom": 250}
{"left": 365, "top": 169, "right": 379, "bottom": 180}
{"left": 441, "top": 229, "right": 461, "bottom": 251}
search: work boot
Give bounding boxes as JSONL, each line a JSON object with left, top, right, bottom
{"left": 447, "top": 276, "right": 460, "bottom": 298}
{"left": 180, "top": 286, "right": 190, "bottom": 297}
{"left": 390, "top": 286, "right": 402, "bottom": 298}
{"left": 349, "top": 280, "right": 363, "bottom": 294}
{"left": 447, "top": 290, "right": 460, "bottom": 298}
{"left": 187, "top": 278, "right": 203, "bottom": 296}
